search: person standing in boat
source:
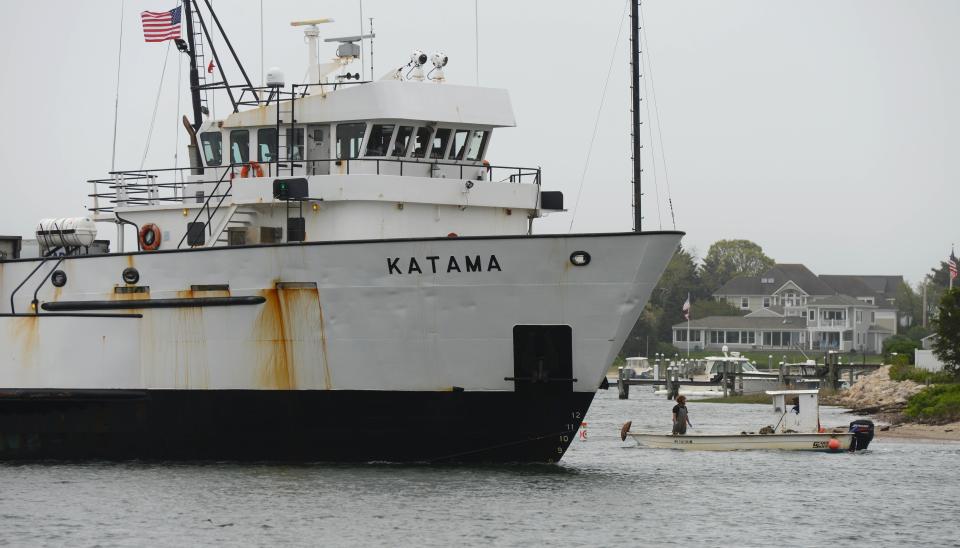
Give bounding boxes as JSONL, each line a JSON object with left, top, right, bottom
{"left": 672, "top": 395, "right": 693, "bottom": 435}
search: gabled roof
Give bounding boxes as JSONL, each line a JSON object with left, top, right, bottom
{"left": 672, "top": 316, "right": 807, "bottom": 330}
{"left": 818, "top": 275, "right": 878, "bottom": 299}
{"left": 808, "top": 294, "right": 874, "bottom": 307}
{"left": 746, "top": 306, "right": 785, "bottom": 318}
{"left": 714, "top": 263, "right": 834, "bottom": 297}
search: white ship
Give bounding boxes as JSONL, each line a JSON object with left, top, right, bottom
{"left": 0, "top": 3, "right": 681, "bottom": 462}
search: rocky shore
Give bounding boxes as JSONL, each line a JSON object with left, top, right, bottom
{"left": 826, "top": 365, "right": 960, "bottom": 442}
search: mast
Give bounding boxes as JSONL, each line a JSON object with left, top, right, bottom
{"left": 183, "top": 0, "right": 204, "bottom": 130}
{"left": 630, "top": 0, "right": 642, "bottom": 232}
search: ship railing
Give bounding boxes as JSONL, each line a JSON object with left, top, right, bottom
{"left": 87, "top": 159, "right": 540, "bottom": 215}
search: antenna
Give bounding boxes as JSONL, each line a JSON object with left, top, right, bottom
{"left": 292, "top": 18, "right": 335, "bottom": 86}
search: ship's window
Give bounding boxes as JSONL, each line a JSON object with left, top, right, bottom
{"left": 448, "top": 129, "right": 470, "bottom": 160}
{"left": 429, "top": 128, "right": 451, "bottom": 159}
{"left": 286, "top": 128, "right": 304, "bottom": 161}
{"left": 336, "top": 123, "right": 366, "bottom": 159}
{"left": 392, "top": 126, "right": 414, "bottom": 156}
{"left": 466, "top": 130, "right": 489, "bottom": 161}
{"left": 199, "top": 131, "right": 222, "bottom": 166}
{"left": 257, "top": 128, "right": 278, "bottom": 162}
{"left": 230, "top": 130, "right": 249, "bottom": 163}
{"left": 364, "top": 124, "right": 396, "bottom": 157}
{"left": 411, "top": 127, "right": 433, "bottom": 158}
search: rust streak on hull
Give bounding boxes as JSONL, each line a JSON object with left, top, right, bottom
{"left": 255, "top": 288, "right": 295, "bottom": 389}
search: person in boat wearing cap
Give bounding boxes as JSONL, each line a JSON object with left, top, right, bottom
{"left": 672, "top": 395, "right": 693, "bottom": 435}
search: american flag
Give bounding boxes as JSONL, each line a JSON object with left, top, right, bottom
{"left": 141, "top": 6, "right": 182, "bottom": 43}
{"left": 682, "top": 294, "right": 691, "bottom": 320}
{"left": 950, "top": 249, "right": 958, "bottom": 280}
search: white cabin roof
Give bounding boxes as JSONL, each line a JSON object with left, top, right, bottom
{"left": 222, "top": 80, "right": 516, "bottom": 129}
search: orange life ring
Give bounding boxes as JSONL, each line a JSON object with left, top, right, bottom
{"left": 240, "top": 161, "right": 264, "bottom": 178}
{"left": 139, "top": 223, "right": 161, "bottom": 251}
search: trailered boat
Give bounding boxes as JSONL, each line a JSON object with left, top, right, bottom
{"left": 620, "top": 390, "right": 875, "bottom": 451}
{"left": 0, "top": 2, "right": 680, "bottom": 462}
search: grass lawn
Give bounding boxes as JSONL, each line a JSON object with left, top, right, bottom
{"left": 696, "top": 393, "right": 772, "bottom": 404}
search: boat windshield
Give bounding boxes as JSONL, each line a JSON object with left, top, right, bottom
{"left": 708, "top": 360, "right": 758, "bottom": 374}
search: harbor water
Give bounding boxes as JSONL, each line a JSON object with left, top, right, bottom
{"left": 1, "top": 388, "right": 957, "bottom": 547}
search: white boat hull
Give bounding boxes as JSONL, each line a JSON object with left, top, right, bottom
{"left": 627, "top": 432, "right": 853, "bottom": 451}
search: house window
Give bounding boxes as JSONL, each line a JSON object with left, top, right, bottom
{"left": 336, "top": 123, "right": 366, "bottom": 159}
{"left": 809, "top": 310, "right": 815, "bottom": 321}
{"left": 364, "top": 124, "right": 396, "bottom": 157}
{"left": 675, "top": 329, "right": 687, "bottom": 342}
{"left": 742, "top": 331, "right": 755, "bottom": 344}
{"left": 871, "top": 312, "right": 875, "bottom": 323}
{"left": 856, "top": 310, "right": 863, "bottom": 323}
{"left": 691, "top": 330, "right": 702, "bottom": 342}
{"left": 783, "top": 332, "right": 792, "bottom": 346}
{"left": 763, "top": 297, "right": 771, "bottom": 308}
{"left": 230, "top": 130, "right": 250, "bottom": 163}
{"left": 199, "top": 131, "right": 222, "bottom": 166}
{"left": 740, "top": 297, "right": 749, "bottom": 309}
{"left": 710, "top": 330, "right": 722, "bottom": 344}
{"left": 257, "top": 128, "right": 278, "bottom": 163}
{"left": 726, "top": 331, "right": 741, "bottom": 344}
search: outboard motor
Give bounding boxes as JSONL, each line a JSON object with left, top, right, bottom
{"left": 848, "top": 419, "right": 875, "bottom": 451}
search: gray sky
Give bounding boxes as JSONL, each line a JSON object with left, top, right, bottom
{"left": 1, "top": 1, "right": 957, "bottom": 284}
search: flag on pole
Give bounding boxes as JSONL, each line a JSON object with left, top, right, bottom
{"left": 950, "top": 248, "right": 958, "bottom": 282}
{"left": 141, "top": 6, "right": 182, "bottom": 43}
{"left": 682, "top": 295, "right": 691, "bottom": 320}
{"left": 207, "top": 60, "right": 216, "bottom": 74}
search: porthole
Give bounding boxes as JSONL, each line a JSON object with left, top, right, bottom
{"left": 122, "top": 267, "right": 140, "bottom": 285}
{"left": 51, "top": 270, "right": 67, "bottom": 288}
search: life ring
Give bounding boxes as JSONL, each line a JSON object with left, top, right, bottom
{"left": 139, "top": 223, "right": 161, "bottom": 251}
{"left": 240, "top": 161, "right": 264, "bottom": 178}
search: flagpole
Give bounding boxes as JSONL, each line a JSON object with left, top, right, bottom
{"left": 686, "top": 292, "right": 690, "bottom": 357}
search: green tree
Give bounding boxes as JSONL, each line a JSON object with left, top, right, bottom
{"left": 700, "top": 239, "right": 775, "bottom": 293}
{"left": 895, "top": 281, "right": 921, "bottom": 332}
{"left": 883, "top": 335, "right": 920, "bottom": 364}
{"left": 920, "top": 260, "right": 953, "bottom": 324}
{"left": 932, "top": 288, "right": 960, "bottom": 377}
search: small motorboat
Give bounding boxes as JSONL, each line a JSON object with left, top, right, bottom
{"left": 620, "top": 390, "right": 874, "bottom": 452}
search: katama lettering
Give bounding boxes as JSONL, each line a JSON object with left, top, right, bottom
{"left": 386, "top": 255, "right": 503, "bottom": 275}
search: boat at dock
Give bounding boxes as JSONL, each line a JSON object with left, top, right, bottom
{"left": 0, "top": 3, "right": 680, "bottom": 462}
{"left": 620, "top": 390, "right": 875, "bottom": 452}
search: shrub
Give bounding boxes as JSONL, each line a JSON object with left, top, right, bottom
{"left": 883, "top": 335, "right": 919, "bottom": 364}
{"left": 889, "top": 363, "right": 956, "bottom": 384}
{"left": 906, "top": 384, "right": 960, "bottom": 423}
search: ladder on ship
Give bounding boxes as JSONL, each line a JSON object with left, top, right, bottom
{"left": 190, "top": 7, "right": 211, "bottom": 118}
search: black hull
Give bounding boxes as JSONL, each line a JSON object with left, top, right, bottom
{"left": 0, "top": 389, "right": 594, "bottom": 463}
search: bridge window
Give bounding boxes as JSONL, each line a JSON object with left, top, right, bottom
{"left": 286, "top": 128, "right": 304, "bottom": 161}
{"left": 257, "top": 128, "right": 278, "bottom": 162}
{"left": 429, "top": 128, "right": 451, "bottom": 159}
{"left": 411, "top": 127, "right": 433, "bottom": 158}
{"left": 200, "top": 131, "right": 222, "bottom": 166}
{"left": 466, "top": 130, "right": 489, "bottom": 161}
{"left": 448, "top": 129, "right": 470, "bottom": 160}
{"left": 230, "top": 130, "right": 249, "bottom": 163}
{"left": 336, "top": 123, "right": 366, "bottom": 159}
{"left": 392, "top": 126, "right": 414, "bottom": 156}
{"left": 364, "top": 124, "right": 395, "bottom": 157}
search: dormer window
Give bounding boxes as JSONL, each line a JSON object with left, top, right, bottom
{"left": 365, "top": 124, "right": 395, "bottom": 157}
{"left": 429, "top": 128, "right": 452, "bottom": 159}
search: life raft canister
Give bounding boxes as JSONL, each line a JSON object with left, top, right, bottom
{"left": 240, "top": 161, "right": 264, "bottom": 178}
{"left": 139, "top": 223, "right": 161, "bottom": 251}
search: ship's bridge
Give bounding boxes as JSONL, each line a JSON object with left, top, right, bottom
{"left": 197, "top": 80, "right": 516, "bottom": 181}
{"left": 88, "top": 80, "right": 558, "bottom": 252}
